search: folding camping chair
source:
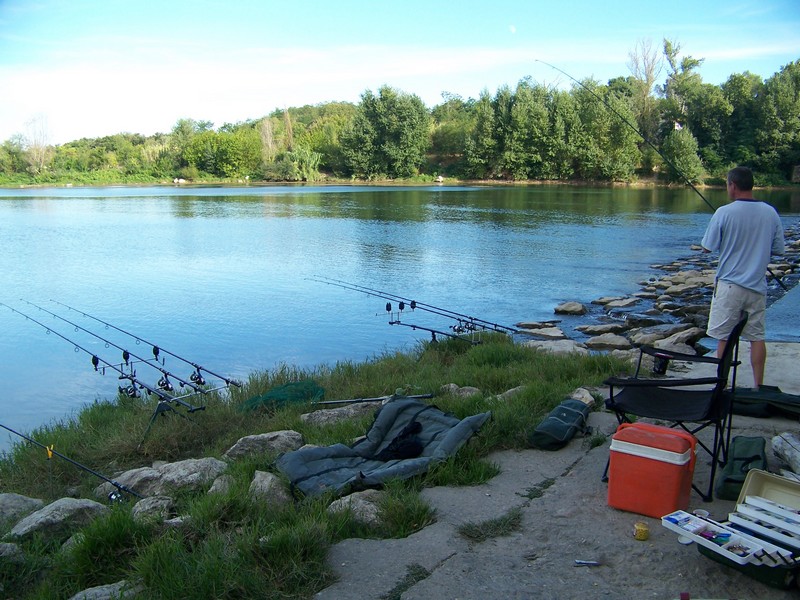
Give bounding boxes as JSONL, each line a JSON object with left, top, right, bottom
{"left": 603, "top": 316, "right": 747, "bottom": 502}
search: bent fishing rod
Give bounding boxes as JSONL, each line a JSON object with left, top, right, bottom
{"left": 311, "top": 276, "right": 518, "bottom": 333}
{"left": 0, "top": 303, "right": 204, "bottom": 412}
{"left": 0, "top": 421, "right": 142, "bottom": 500}
{"left": 21, "top": 300, "right": 206, "bottom": 395}
{"left": 49, "top": 300, "right": 242, "bottom": 387}
{"left": 536, "top": 59, "right": 788, "bottom": 292}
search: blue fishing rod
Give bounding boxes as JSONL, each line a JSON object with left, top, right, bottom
{"left": 49, "top": 300, "right": 242, "bottom": 388}
{"left": 536, "top": 59, "right": 788, "bottom": 292}
{"left": 21, "top": 300, "right": 206, "bottom": 395}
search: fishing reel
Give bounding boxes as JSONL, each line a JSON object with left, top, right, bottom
{"left": 157, "top": 375, "right": 175, "bottom": 392}
{"left": 190, "top": 370, "right": 206, "bottom": 386}
{"left": 118, "top": 383, "right": 140, "bottom": 398}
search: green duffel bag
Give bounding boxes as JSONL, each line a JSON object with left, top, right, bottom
{"left": 715, "top": 435, "right": 768, "bottom": 500}
{"left": 528, "top": 398, "right": 592, "bottom": 450}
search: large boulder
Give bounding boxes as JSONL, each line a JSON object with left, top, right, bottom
{"left": 300, "top": 402, "right": 379, "bottom": 426}
{"left": 224, "top": 430, "right": 304, "bottom": 460}
{"left": 6, "top": 498, "right": 109, "bottom": 542}
{"left": 327, "top": 489, "right": 384, "bottom": 527}
{"left": 249, "top": 471, "right": 292, "bottom": 506}
{"left": 0, "top": 493, "right": 45, "bottom": 523}
{"left": 94, "top": 457, "right": 228, "bottom": 499}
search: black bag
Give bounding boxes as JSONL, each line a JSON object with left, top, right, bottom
{"left": 714, "top": 436, "right": 767, "bottom": 500}
{"left": 528, "top": 399, "right": 591, "bottom": 450}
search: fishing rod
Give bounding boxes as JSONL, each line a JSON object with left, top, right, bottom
{"left": 49, "top": 300, "right": 242, "bottom": 388}
{"left": 311, "top": 276, "right": 518, "bottom": 333}
{"left": 0, "top": 303, "right": 204, "bottom": 412}
{"left": 0, "top": 421, "right": 143, "bottom": 500}
{"left": 389, "top": 319, "right": 480, "bottom": 344}
{"left": 536, "top": 59, "right": 789, "bottom": 292}
{"left": 21, "top": 300, "right": 206, "bottom": 395}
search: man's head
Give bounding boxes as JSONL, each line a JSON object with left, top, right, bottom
{"left": 727, "top": 166, "right": 754, "bottom": 195}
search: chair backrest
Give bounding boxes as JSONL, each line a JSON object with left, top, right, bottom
{"left": 715, "top": 315, "right": 748, "bottom": 385}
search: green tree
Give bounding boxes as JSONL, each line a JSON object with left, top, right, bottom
{"left": 341, "top": 86, "right": 431, "bottom": 178}
{"left": 464, "top": 89, "right": 497, "bottom": 179}
{"left": 755, "top": 60, "right": 800, "bottom": 180}
{"left": 661, "top": 127, "right": 704, "bottom": 183}
{"left": 721, "top": 72, "right": 764, "bottom": 166}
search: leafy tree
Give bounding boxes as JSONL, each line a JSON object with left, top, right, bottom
{"left": 660, "top": 39, "right": 704, "bottom": 135}
{"left": 341, "top": 86, "right": 430, "bottom": 178}
{"left": 721, "top": 72, "right": 764, "bottom": 166}
{"left": 464, "top": 89, "right": 497, "bottom": 178}
{"left": 430, "top": 92, "right": 476, "bottom": 175}
{"left": 661, "top": 127, "right": 704, "bottom": 183}
{"left": 755, "top": 60, "right": 800, "bottom": 180}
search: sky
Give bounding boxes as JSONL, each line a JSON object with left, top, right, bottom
{"left": 1, "top": 0, "right": 798, "bottom": 145}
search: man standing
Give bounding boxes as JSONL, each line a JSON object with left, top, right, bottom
{"left": 702, "top": 166, "right": 785, "bottom": 389}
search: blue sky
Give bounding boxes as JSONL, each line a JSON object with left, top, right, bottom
{"left": 1, "top": 0, "right": 798, "bottom": 145}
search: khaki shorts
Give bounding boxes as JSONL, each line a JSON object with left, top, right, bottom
{"left": 707, "top": 280, "right": 766, "bottom": 342}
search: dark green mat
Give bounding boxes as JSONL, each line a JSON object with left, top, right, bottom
{"left": 733, "top": 385, "right": 800, "bottom": 418}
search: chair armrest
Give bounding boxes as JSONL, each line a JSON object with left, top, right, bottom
{"left": 604, "top": 375, "right": 723, "bottom": 388}
{"left": 638, "top": 345, "right": 719, "bottom": 365}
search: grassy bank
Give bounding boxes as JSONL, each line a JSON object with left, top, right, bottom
{"left": 0, "top": 334, "right": 626, "bottom": 599}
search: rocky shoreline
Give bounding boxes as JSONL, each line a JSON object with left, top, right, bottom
{"left": 516, "top": 220, "right": 800, "bottom": 359}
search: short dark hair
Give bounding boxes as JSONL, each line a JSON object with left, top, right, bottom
{"left": 727, "top": 166, "right": 754, "bottom": 191}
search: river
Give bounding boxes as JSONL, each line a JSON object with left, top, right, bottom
{"left": 1, "top": 183, "right": 798, "bottom": 453}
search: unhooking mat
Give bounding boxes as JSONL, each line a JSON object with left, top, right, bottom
{"left": 275, "top": 397, "right": 491, "bottom": 497}
{"left": 732, "top": 385, "right": 800, "bottom": 419}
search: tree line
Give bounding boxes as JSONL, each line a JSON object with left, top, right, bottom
{"left": 2, "top": 41, "right": 798, "bottom": 186}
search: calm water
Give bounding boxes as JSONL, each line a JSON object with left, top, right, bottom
{"left": 2, "top": 183, "right": 798, "bottom": 453}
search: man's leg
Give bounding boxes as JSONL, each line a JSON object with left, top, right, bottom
{"left": 750, "top": 340, "right": 767, "bottom": 389}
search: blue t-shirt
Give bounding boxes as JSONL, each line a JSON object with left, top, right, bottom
{"left": 701, "top": 200, "right": 784, "bottom": 294}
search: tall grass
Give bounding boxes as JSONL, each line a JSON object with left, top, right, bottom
{"left": 0, "top": 335, "right": 626, "bottom": 598}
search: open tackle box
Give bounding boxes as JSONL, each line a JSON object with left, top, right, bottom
{"left": 662, "top": 469, "right": 800, "bottom": 589}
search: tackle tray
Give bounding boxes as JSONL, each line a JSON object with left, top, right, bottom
{"left": 662, "top": 510, "right": 796, "bottom": 566}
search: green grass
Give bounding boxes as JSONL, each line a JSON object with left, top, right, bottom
{"left": 0, "top": 335, "right": 626, "bottom": 599}
{"left": 457, "top": 507, "right": 524, "bottom": 542}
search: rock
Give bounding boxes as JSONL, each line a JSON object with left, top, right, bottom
{"left": 0, "top": 493, "right": 45, "bottom": 523}
{"left": 67, "top": 580, "right": 144, "bottom": 600}
{"left": 0, "top": 541, "right": 24, "bottom": 564}
{"left": 515, "top": 320, "right": 561, "bottom": 329}
{"left": 604, "top": 297, "right": 640, "bottom": 309}
{"left": 497, "top": 386, "right": 525, "bottom": 401}
{"left": 327, "top": 489, "right": 384, "bottom": 527}
{"left": 207, "top": 474, "right": 235, "bottom": 495}
{"left": 591, "top": 296, "right": 625, "bottom": 305}
{"left": 569, "top": 388, "right": 595, "bottom": 406}
{"left": 584, "top": 333, "right": 632, "bottom": 350}
{"left": 522, "top": 339, "right": 589, "bottom": 355}
{"left": 7, "top": 498, "right": 109, "bottom": 542}
{"left": 249, "top": 471, "right": 292, "bottom": 505}
{"left": 300, "top": 402, "right": 379, "bottom": 426}
{"left": 441, "top": 384, "right": 481, "bottom": 398}
{"left": 131, "top": 496, "right": 174, "bottom": 524}
{"left": 554, "top": 301, "right": 586, "bottom": 315}
{"left": 575, "top": 323, "right": 628, "bottom": 335}
{"left": 521, "top": 326, "right": 567, "bottom": 340}
{"left": 94, "top": 457, "right": 228, "bottom": 499}
{"left": 224, "top": 430, "right": 304, "bottom": 460}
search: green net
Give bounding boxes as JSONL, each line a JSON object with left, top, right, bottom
{"left": 240, "top": 380, "right": 325, "bottom": 412}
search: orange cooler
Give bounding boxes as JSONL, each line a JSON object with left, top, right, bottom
{"left": 608, "top": 423, "right": 697, "bottom": 518}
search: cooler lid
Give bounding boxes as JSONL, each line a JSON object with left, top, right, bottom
{"left": 612, "top": 422, "right": 695, "bottom": 454}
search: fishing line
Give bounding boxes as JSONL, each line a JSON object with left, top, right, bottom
{"left": 49, "top": 300, "right": 242, "bottom": 387}
{"left": 535, "top": 59, "right": 788, "bottom": 291}
{"left": 0, "top": 421, "right": 142, "bottom": 500}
